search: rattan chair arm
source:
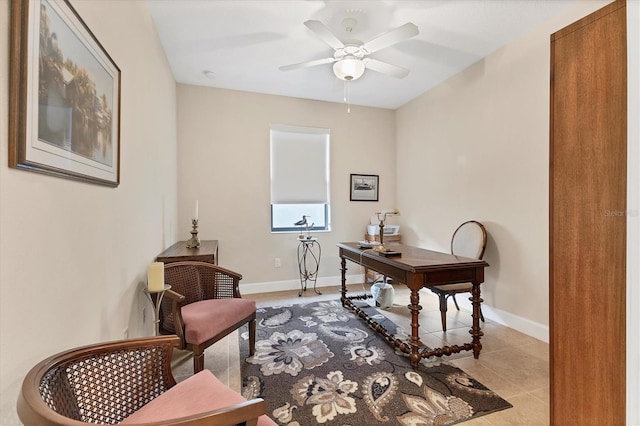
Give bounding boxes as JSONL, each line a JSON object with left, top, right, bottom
{"left": 230, "top": 276, "right": 242, "bottom": 299}
{"left": 163, "top": 289, "right": 186, "bottom": 304}
{"left": 162, "top": 290, "right": 186, "bottom": 341}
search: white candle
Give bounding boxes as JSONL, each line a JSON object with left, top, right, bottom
{"left": 147, "top": 262, "right": 165, "bottom": 292}
{"left": 195, "top": 200, "right": 199, "bottom": 220}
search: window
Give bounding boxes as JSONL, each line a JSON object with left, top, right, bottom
{"left": 270, "top": 125, "right": 330, "bottom": 233}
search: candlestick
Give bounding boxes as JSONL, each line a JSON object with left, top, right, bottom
{"left": 186, "top": 218, "right": 201, "bottom": 248}
{"left": 147, "top": 262, "right": 165, "bottom": 292}
{"left": 195, "top": 200, "right": 199, "bottom": 221}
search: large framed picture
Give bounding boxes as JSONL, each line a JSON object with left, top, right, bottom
{"left": 9, "top": 0, "right": 121, "bottom": 186}
{"left": 350, "top": 174, "right": 379, "bottom": 202}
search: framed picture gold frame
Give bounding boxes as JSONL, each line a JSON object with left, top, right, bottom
{"left": 9, "top": 0, "right": 121, "bottom": 186}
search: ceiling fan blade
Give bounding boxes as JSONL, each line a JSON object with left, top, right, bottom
{"left": 363, "top": 58, "right": 410, "bottom": 79}
{"left": 279, "top": 57, "right": 336, "bottom": 71}
{"left": 304, "top": 20, "right": 345, "bottom": 50}
{"left": 362, "top": 22, "right": 419, "bottom": 54}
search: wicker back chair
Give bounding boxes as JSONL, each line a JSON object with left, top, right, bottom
{"left": 160, "top": 261, "right": 256, "bottom": 374}
{"left": 16, "top": 336, "right": 267, "bottom": 425}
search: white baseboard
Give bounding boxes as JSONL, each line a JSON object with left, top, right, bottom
{"left": 453, "top": 296, "right": 549, "bottom": 343}
{"left": 241, "top": 277, "right": 549, "bottom": 343}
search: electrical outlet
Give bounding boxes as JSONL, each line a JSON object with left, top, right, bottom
{"left": 274, "top": 258, "right": 281, "bottom": 268}
{"left": 123, "top": 327, "right": 129, "bottom": 339}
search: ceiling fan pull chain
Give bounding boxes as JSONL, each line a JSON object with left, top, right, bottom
{"left": 343, "top": 80, "right": 347, "bottom": 103}
{"left": 345, "top": 80, "right": 351, "bottom": 113}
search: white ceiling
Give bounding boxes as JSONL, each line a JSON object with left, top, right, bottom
{"left": 147, "top": 0, "right": 577, "bottom": 110}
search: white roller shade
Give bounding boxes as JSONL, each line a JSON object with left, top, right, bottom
{"left": 270, "top": 126, "right": 329, "bottom": 204}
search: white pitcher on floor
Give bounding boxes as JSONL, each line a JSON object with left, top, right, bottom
{"left": 371, "top": 281, "right": 394, "bottom": 309}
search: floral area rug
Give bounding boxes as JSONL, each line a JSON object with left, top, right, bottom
{"left": 239, "top": 300, "right": 512, "bottom": 425}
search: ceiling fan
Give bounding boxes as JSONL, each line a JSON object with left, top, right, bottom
{"left": 280, "top": 19, "right": 419, "bottom": 81}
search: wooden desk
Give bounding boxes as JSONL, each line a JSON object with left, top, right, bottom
{"left": 337, "top": 242, "right": 489, "bottom": 369}
{"left": 156, "top": 240, "right": 218, "bottom": 264}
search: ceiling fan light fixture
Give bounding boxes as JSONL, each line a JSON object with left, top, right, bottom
{"left": 333, "top": 56, "right": 365, "bottom": 81}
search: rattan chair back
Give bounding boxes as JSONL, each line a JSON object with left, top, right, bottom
{"left": 17, "top": 336, "right": 179, "bottom": 425}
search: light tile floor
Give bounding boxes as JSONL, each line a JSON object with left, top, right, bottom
{"left": 172, "top": 283, "right": 550, "bottom": 425}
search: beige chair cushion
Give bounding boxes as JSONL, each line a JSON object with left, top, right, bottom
{"left": 432, "top": 282, "right": 473, "bottom": 291}
{"left": 121, "top": 370, "right": 276, "bottom": 425}
{"left": 182, "top": 298, "right": 256, "bottom": 344}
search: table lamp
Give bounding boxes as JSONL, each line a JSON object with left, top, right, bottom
{"left": 375, "top": 209, "right": 400, "bottom": 252}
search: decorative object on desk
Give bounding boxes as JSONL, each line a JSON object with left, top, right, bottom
{"left": 296, "top": 237, "right": 321, "bottom": 296}
{"left": 294, "top": 215, "right": 314, "bottom": 240}
{"left": 357, "top": 240, "right": 379, "bottom": 248}
{"left": 147, "top": 262, "right": 165, "bottom": 292}
{"left": 9, "top": 0, "right": 121, "bottom": 187}
{"left": 186, "top": 218, "right": 200, "bottom": 248}
{"left": 375, "top": 208, "right": 400, "bottom": 252}
{"left": 367, "top": 217, "right": 400, "bottom": 237}
{"left": 240, "top": 301, "right": 512, "bottom": 425}
{"left": 350, "top": 173, "right": 379, "bottom": 201}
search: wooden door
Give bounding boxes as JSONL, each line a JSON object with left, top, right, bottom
{"left": 549, "top": 0, "right": 627, "bottom": 424}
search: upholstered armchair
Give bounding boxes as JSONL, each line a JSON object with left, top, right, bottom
{"left": 160, "top": 261, "right": 256, "bottom": 373}
{"left": 17, "top": 335, "right": 274, "bottom": 425}
{"left": 429, "top": 220, "right": 488, "bottom": 331}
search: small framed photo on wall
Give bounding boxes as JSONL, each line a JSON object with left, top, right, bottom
{"left": 350, "top": 174, "right": 379, "bottom": 202}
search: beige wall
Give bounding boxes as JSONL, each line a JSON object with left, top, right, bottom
{"left": 395, "top": 1, "right": 611, "bottom": 341}
{"left": 0, "top": 0, "right": 178, "bottom": 423}
{"left": 176, "top": 84, "right": 396, "bottom": 289}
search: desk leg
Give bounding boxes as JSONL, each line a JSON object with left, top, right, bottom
{"left": 409, "top": 286, "right": 423, "bottom": 369}
{"left": 340, "top": 257, "right": 347, "bottom": 307}
{"left": 470, "top": 282, "right": 484, "bottom": 359}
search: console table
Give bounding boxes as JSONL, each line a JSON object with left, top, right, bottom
{"left": 337, "top": 242, "right": 489, "bottom": 369}
{"left": 156, "top": 240, "right": 218, "bottom": 264}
